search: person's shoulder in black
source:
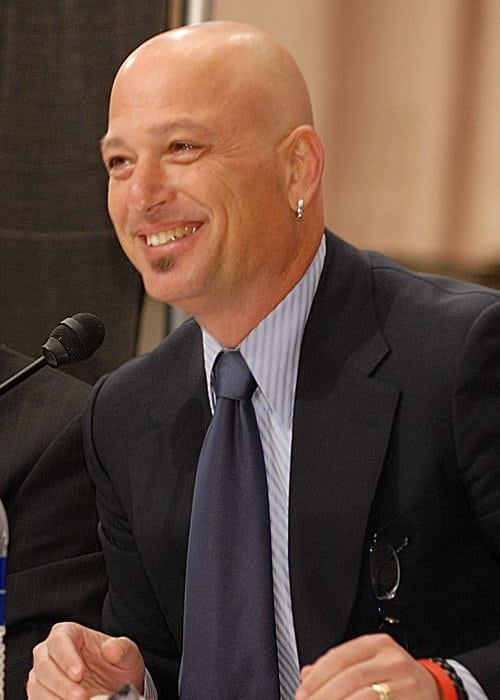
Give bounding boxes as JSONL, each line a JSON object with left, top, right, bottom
{"left": 0, "top": 344, "right": 107, "bottom": 698}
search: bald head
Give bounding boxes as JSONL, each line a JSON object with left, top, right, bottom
{"left": 111, "top": 21, "right": 314, "bottom": 141}
{"left": 103, "top": 21, "right": 324, "bottom": 343}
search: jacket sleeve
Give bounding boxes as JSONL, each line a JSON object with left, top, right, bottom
{"left": 84, "top": 375, "right": 181, "bottom": 699}
{"left": 452, "top": 299, "right": 500, "bottom": 697}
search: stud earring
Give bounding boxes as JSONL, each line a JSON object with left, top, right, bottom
{"left": 296, "top": 198, "right": 304, "bottom": 221}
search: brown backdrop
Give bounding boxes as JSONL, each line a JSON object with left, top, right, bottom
{"left": 214, "top": 0, "right": 500, "bottom": 277}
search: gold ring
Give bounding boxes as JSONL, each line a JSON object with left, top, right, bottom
{"left": 371, "top": 682, "right": 392, "bottom": 700}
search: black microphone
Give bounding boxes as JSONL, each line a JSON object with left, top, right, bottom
{"left": 0, "top": 313, "right": 105, "bottom": 397}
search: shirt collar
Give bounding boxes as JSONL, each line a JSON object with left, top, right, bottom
{"left": 202, "top": 235, "right": 326, "bottom": 427}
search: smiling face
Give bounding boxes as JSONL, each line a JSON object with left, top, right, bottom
{"left": 102, "top": 22, "right": 324, "bottom": 344}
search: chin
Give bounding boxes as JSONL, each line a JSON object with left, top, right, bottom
{"left": 143, "top": 273, "right": 183, "bottom": 307}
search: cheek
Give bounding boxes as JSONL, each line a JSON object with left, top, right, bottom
{"left": 107, "top": 183, "right": 127, "bottom": 228}
{"left": 106, "top": 189, "right": 136, "bottom": 259}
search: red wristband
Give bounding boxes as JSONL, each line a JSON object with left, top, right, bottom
{"left": 418, "top": 659, "right": 458, "bottom": 700}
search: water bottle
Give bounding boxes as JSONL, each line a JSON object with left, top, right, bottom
{"left": 0, "top": 498, "right": 7, "bottom": 700}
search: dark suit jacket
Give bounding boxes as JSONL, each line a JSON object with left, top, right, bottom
{"left": 85, "top": 231, "right": 500, "bottom": 698}
{"left": 0, "top": 346, "right": 108, "bottom": 698}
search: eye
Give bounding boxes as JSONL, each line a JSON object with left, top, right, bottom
{"left": 102, "top": 154, "right": 133, "bottom": 179}
{"left": 173, "top": 142, "right": 194, "bottom": 152}
{"left": 105, "top": 155, "right": 128, "bottom": 171}
{"left": 169, "top": 142, "right": 202, "bottom": 162}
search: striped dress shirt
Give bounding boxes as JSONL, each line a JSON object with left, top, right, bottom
{"left": 202, "top": 236, "right": 326, "bottom": 698}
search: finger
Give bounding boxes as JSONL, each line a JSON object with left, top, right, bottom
{"left": 45, "top": 622, "right": 91, "bottom": 681}
{"left": 27, "top": 657, "right": 87, "bottom": 700}
{"left": 92, "top": 637, "right": 145, "bottom": 691}
{"left": 29, "top": 633, "right": 88, "bottom": 699}
{"left": 300, "top": 681, "right": 377, "bottom": 700}
{"left": 100, "top": 637, "right": 140, "bottom": 670}
{"left": 298, "top": 634, "right": 382, "bottom": 695}
{"left": 99, "top": 636, "right": 145, "bottom": 691}
{"left": 298, "top": 657, "right": 388, "bottom": 700}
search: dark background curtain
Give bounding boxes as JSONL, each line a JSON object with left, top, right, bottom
{"left": 0, "top": 1, "right": 168, "bottom": 383}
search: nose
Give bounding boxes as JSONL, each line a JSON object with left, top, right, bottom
{"left": 128, "top": 158, "right": 175, "bottom": 212}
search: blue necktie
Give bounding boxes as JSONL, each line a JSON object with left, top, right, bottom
{"left": 180, "top": 350, "right": 280, "bottom": 699}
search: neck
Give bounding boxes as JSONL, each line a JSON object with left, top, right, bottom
{"left": 175, "top": 222, "right": 325, "bottom": 347}
{"left": 195, "top": 288, "right": 288, "bottom": 348}
{"left": 196, "top": 239, "right": 323, "bottom": 347}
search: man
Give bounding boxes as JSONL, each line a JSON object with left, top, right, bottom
{"left": 28, "top": 21, "right": 500, "bottom": 699}
{"left": 0, "top": 345, "right": 108, "bottom": 698}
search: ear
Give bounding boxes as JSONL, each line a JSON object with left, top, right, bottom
{"left": 283, "top": 125, "right": 324, "bottom": 212}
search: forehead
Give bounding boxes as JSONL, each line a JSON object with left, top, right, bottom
{"left": 108, "top": 42, "right": 273, "bottom": 137}
{"left": 106, "top": 87, "right": 248, "bottom": 153}
{"left": 115, "top": 44, "right": 234, "bottom": 107}
{"left": 100, "top": 119, "right": 213, "bottom": 155}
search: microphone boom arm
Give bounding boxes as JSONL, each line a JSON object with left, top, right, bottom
{"left": 0, "top": 357, "right": 48, "bottom": 397}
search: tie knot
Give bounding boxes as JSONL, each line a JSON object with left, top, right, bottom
{"left": 213, "top": 351, "right": 257, "bottom": 401}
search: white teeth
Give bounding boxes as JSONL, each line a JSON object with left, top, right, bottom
{"left": 146, "top": 225, "right": 198, "bottom": 247}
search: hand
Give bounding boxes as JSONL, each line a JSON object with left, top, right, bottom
{"left": 27, "top": 622, "right": 146, "bottom": 699}
{"left": 295, "top": 633, "right": 440, "bottom": 699}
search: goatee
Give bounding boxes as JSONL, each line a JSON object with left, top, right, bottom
{"left": 152, "top": 256, "right": 173, "bottom": 273}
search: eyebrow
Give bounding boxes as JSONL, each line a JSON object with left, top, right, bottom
{"left": 100, "top": 119, "right": 211, "bottom": 152}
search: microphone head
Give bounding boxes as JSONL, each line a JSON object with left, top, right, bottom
{"left": 41, "top": 313, "right": 105, "bottom": 367}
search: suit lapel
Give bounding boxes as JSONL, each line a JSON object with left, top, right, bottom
{"left": 289, "top": 234, "right": 400, "bottom": 665}
{"left": 131, "top": 321, "right": 211, "bottom": 652}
